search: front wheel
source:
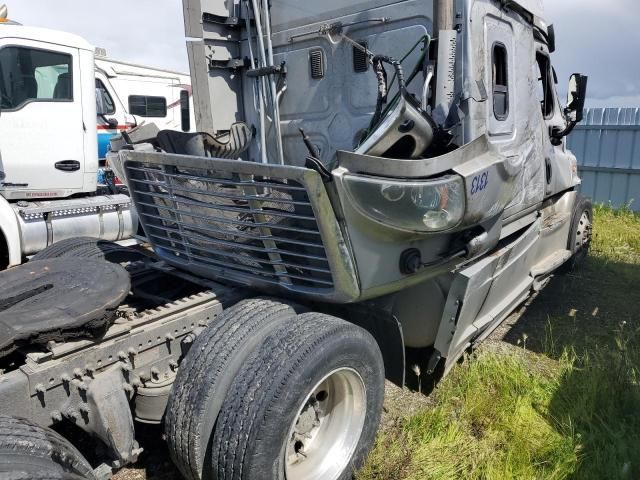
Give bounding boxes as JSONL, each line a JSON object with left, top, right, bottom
{"left": 211, "top": 312, "right": 385, "bottom": 480}
{"left": 563, "top": 195, "right": 593, "bottom": 272}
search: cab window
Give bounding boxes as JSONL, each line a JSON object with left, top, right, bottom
{"left": 0, "top": 46, "right": 73, "bottom": 110}
{"left": 180, "top": 90, "right": 191, "bottom": 132}
{"left": 535, "top": 52, "right": 555, "bottom": 118}
{"left": 95, "top": 79, "right": 116, "bottom": 115}
{"left": 128, "top": 95, "right": 167, "bottom": 118}
{"left": 492, "top": 43, "right": 509, "bottom": 120}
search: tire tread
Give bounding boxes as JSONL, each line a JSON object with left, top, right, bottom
{"left": 165, "top": 298, "right": 296, "bottom": 480}
{"left": 213, "top": 313, "right": 384, "bottom": 480}
{"left": 0, "top": 416, "right": 94, "bottom": 479}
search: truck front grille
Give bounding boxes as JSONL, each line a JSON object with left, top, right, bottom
{"left": 126, "top": 161, "right": 335, "bottom": 290}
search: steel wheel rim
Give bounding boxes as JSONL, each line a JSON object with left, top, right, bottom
{"left": 284, "top": 368, "right": 367, "bottom": 480}
{"left": 575, "top": 211, "right": 592, "bottom": 254}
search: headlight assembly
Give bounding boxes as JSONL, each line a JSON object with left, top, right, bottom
{"left": 343, "top": 174, "right": 466, "bottom": 232}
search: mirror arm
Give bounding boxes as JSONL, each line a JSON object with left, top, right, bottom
{"left": 99, "top": 114, "right": 118, "bottom": 129}
{"left": 550, "top": 120, "right": 577, "bottom": 146}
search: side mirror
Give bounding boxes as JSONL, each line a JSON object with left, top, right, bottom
{"left": 547, "top": 24, "right": 556, "bottom": 53}
{"left": 566, "top": 73, "right": 588, "bottom": 123}
{"left": 550, "top": 73, "right": 588, "bottom": 145}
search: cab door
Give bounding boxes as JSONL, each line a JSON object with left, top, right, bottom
{"left": 535, "top": 49, "right": 576, "bottom": 197}
{"left": 0, "top": 39, "right": 84, "bottom": 198}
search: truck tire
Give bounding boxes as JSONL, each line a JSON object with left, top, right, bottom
{"left": 563, "top": 195, "right": 593, "bottom": 272}
{"left": 165, "top": 298, "right": 297, "bottom": 480}
{"left": 0, "top": 416, "right": 95, "bottom": 479}
{"left": 212, "top": 312, "right": 385, "bottom": 480}
{"left": 30, "top": 237, "right": 146, "bottom": 264}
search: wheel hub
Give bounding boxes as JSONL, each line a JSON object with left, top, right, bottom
{"left": 285, "top": 368, "right": 366, "bottom": 480}
{"left": 293, "top": 400, "right": 320, "bottom": 437}
{"left": 575, "top": 211, "right": 593, "bottom": 251}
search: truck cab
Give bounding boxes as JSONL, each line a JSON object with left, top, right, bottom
{"left": 0, "top": 13, "right": 137, "bottom": 269}
{"left": 0, "top": 24, "right": 98, "bottom": 199}
{"left": 116, "top": 0, "right": 589, "bottom": 364}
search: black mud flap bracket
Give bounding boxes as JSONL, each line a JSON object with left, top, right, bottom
{"left": 71, "top": 367, "right": 141, "bottom": 468}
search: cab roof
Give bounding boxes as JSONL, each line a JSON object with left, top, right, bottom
{"left": 0, "top": 24, "right": 94, "bottom": 51}
{"left": 511, "top": 0, "right": 544, "bottom": 19}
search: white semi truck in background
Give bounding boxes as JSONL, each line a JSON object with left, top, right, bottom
{"left": 0, "top": 6, "right": 195, "bottom": 268}
{"left": 95, "top": 55, "right": 194, "bottom": 161}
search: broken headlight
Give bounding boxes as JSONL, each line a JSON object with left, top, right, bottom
{"left": 343, "top": 174, "right": 465, "bottom": 232}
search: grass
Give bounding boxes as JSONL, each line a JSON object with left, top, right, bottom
{"left": 360, "top": 205, "right": 640, "bottom": 480}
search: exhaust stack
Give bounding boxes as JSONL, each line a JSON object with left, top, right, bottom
{"left": 434, "top": 0, "right": 455, "bottom": 32}
{"left": 432, "top": 0, "right": 457, "bottom": 126}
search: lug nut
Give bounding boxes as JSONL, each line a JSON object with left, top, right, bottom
{"left": 150, "top": 367, "right": 160, "bottom": 379}
{"left": 73, "top": 368, "right": 83, "bottom": 379}
{"left": 128, "top": 347, "right": 138, "bottom": 357}
{"left": 65, "top": 408, "right": 78, "bottom": 421}
{"left": 118, "top": 351, "right": 127, "bottom": 361}
{"left": 123, "top": 384, "right": 134, "bottom": 393}
{"left": 51, "top": 411, "right": 62, "bottom": 422}
{"left": 35, "top": 384, "right": 46, "bottom": 395}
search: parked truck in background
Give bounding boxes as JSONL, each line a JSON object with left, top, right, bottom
{"left": 0, "top": 6, "right": 196, "bottom": 268}
{"left": 95, "top": 54, "right": 194, "bottom": 160}
{"left": 0, "top": 1, "right": 592, "bottom": 479}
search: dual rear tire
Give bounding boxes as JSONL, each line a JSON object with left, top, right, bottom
{"left": 165, "top": 299, "right": 385, "bottom": 480}
{"left": 0, "top": 416, "right": 95, "bottom": 479}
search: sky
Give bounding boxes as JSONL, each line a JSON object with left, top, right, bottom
{"left": 6, "top": 0, "right": 640, "bottom": 108}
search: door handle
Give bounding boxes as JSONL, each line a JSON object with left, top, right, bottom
{"left": 55, "top": 160, "right": 81, "bottom": 172}
{"left": 545, "top": 157, "right": 553, "bottom": 185}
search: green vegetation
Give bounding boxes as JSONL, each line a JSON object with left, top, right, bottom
{"left": 360, "top": 205, "right": 640, "bottom": 480}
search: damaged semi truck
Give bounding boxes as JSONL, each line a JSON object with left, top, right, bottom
{"left": 0, "top": 0, "right": 591, "bottom": 479}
